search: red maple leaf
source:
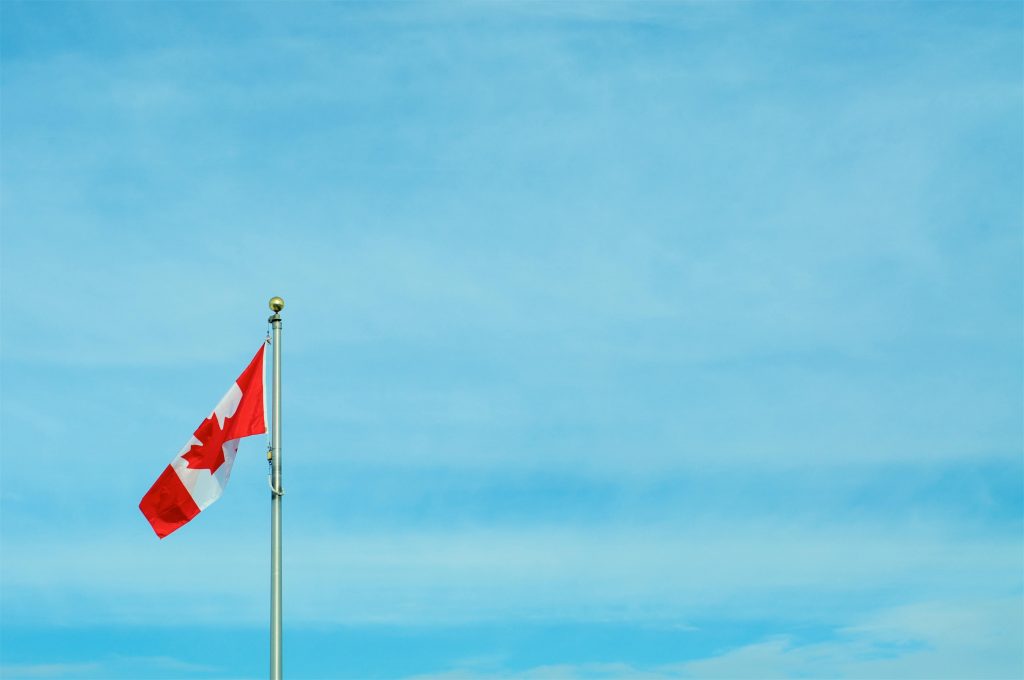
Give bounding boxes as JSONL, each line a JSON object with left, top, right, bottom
{"left": 182, "top": 411, "right": 236, "bottom": 473}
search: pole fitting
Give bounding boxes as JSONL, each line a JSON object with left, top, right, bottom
{"left": 268, "top": 475, "right": 284, "bottom": 496}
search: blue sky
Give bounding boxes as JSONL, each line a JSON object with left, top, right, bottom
{"left": 1, "top": 2, "right": 1021, "bottom": 679}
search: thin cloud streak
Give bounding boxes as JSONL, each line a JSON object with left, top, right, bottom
{"left": 2, "top": 521, "right": 1018, "bottom": 626}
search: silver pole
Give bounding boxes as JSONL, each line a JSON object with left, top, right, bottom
{"left": 268, "top": 296, "right": 285, "bottom": 680}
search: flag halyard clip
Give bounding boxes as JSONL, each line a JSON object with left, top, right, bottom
{"left": 267, "top": 447, "right": 284, "bottom": 496}
{"left": 268, "top": 475, "right": 284, "bottom": 496}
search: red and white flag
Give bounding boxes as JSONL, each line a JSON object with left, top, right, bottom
{"left": 140, "top": 345, "right": 267, "bottom": 538}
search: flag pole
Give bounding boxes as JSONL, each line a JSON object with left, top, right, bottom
{"left": 268, "top": 296, "right": 285, "bottom": 680}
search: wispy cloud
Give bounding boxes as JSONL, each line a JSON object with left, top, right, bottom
{"left": 1, "top": 2, "right": 1020, "bottom": 678}
{"left": 0, "top": 656, "right": 216, "bottom": 680}
{"left": 2, "top": 521, "right": 1019, "bottom": 627}
{"left": 676, "top": 598, "right": 1023, "bottom": 680}
{"left": 0, "top": 662, "right": 102, "bottom": 679}
{"left": 404, "top": 599, "right": 1023, "bottom": 679}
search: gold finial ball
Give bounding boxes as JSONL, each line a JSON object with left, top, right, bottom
{"left": 269, "top": 296, "right": 285, "bottom": 313}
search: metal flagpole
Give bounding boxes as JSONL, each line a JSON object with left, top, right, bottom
{"left": 268, "top": 296, "right": 285, "bottom": 680}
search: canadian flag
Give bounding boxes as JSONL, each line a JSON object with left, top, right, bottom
{"left": 140, "top": 345, "right": 267, "bottom": 538}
